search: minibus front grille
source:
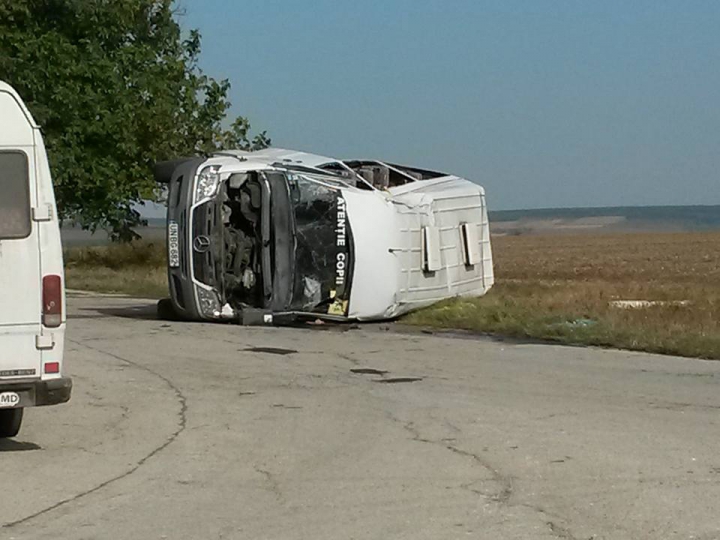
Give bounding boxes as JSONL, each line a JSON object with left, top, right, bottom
{"left": 192, "top": 203, "right": 218, "bottom": 287}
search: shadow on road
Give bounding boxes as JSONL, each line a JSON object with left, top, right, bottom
{"left": 0, "top": 439, "right": 41, "bottom": 452}
{"left": 75, "top": 304, "right": 159, "bottom": 321}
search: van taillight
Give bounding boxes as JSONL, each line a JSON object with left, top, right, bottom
{"left": 44, "top": 362, "right": 60, "bottom": 374}
{"left": 43, "top": 275, "right": 62, "bottom": 328}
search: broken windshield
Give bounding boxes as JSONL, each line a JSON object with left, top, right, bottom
{"left": 287, "top": 173, "right": 353, "bottom": 313}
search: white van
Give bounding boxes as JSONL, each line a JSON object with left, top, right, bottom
{"left": 157, "top": 148, "right": 493, "bottom": 324}
{"left": 0, "top": 81, "right": 71, "bottom": 438}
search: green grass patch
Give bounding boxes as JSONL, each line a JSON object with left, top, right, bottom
{"left": 405, "top": 290, "right": 720, "bottom": 360}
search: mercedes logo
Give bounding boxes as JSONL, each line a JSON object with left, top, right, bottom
{"left": 193, "top": 235, "right": 211, "bottom": 253}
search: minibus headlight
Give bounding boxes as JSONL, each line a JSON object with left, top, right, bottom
{"left": 195, "top": 285, "right": 221, "bottom": 318}
{"left": 194, "top": 165, "right": 221, "bottom": 202}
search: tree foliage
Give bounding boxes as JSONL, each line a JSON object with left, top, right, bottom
{"left": 0, "top": 0, "right": 269, "bottom": 240}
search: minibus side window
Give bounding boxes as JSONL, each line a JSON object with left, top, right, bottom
{"left": 0, "top": 151, "right": 32, "bottom": 239}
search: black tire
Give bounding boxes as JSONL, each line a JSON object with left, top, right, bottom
{"left": 157, "top": 298, "right": 180, "bottom": 321}
{"left": 0, "top": 408, "right": 23, "bottom": 438}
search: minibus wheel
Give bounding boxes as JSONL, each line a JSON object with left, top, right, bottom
{"left": 0, "top": 408, "right": 23, "bottom": 438}
{"left": 157, "top": 298, "right": 180, "bottom": 321}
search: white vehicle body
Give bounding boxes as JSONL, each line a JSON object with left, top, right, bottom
{"left": 344, "top": 176, "right": 493, "bottom": 319}
{"left": 0, "top": 81, "right": 71, "bottom": 438}
{"left": 161, "top": 148, "right": 493, "bottom": 323}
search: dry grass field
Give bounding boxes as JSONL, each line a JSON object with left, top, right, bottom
{"left": 64, "top": 241, "right": 167, "bottom": 299}
{"left": 65, "top": 231, "right": 720, "bottom": 359}
{"left": 407, "top": 232, "right": 720, "bottom": 359}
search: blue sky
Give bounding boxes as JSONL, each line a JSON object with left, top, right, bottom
{"left": 179, "top": 0, "right": 720, "bottom": 210}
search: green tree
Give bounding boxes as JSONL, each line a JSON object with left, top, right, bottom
{"left": 0, "top": 0, "right": 269, "bottom": 241}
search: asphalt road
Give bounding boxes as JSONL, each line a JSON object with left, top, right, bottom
{"left": 2, "top": 294, "right": 720, "bottom": 540}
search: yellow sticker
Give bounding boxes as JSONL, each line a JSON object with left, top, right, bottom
{"left": 327, "top": 298, "right": 347, "bottom": 316}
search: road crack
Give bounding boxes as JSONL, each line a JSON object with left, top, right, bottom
{"left": 384, "top": 411, "right": 514, "bottom": 504}
{"left": 2, "top": 340, "right": 188, "bottom": 530}
{"left": 384, "top": 411, "right": 581, "bottom": 540}
{"left": 254, "top": 466, "right": 284, "bottom": 502}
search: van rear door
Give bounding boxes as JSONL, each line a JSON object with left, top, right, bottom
{"left": 0, "top": 89, "right": 43, "bottom": 381}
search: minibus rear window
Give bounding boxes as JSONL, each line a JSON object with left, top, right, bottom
{"left": 0, "top": 151, "right": 32, "bottom": 239}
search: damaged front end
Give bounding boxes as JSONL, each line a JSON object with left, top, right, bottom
{"left": 163, "top": 159, "right": 354, "bottom": 325}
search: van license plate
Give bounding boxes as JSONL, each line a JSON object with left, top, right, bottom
{"left": 0, "top": 392, "right": 20, "bottom": 408}
{"left": 168, "top": 222, "right": 180, "bottom": 268}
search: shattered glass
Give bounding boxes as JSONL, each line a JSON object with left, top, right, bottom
{"left": 288, "top": 175, "right": 347, "bottom": 311}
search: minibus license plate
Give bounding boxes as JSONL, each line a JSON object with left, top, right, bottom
{"left": 0, "top": 392, "right": 20, "bottom": 408}
{"left": 168, "top": 222, "right": 180, "bottom": 268}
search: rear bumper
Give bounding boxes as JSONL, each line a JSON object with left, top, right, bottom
{"left": 0, "top": 377, "right": 72, "bottom": 407}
